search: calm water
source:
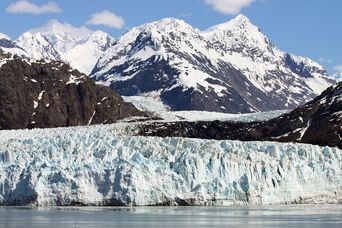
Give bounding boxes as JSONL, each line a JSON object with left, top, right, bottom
{"left": 0, "top": 206, "right": 341, "bottom": 228}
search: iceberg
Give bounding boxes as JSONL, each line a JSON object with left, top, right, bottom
{"left": 0, "top": 124, "right": 341, "bottom": 206}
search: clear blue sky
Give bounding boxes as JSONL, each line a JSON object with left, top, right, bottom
{"left": 0, "top": 0, "right": 341, "bottom": 75}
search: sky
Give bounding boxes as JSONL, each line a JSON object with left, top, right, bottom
{"left": 0, "top": 0, "right": 341, "bottom": 76}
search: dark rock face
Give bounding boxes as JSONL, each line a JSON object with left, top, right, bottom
{"left": 0, "top": 51, "right": 143, "bottom": 130}
{"left": 255, "top": 82, "right": 342, "bottom": 148}
{"left": 0, "top": 39, "right": 15, "bottom": 48}
{"left": 138, "top": 82, "right": 342, "bottom": 149}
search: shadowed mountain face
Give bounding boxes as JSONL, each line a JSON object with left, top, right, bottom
{"left": 0, "top": 49, "right": 142, "bottom": 130}
{"left": 138, "top": 82, "right": 342, "bottom": 149}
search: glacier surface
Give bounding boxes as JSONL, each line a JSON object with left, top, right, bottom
{"left": 0, "top": 125, "right": 341, "bottom": 206}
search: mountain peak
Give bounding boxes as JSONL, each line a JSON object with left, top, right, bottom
{"left": 231, "top": 14, "right": 251, "bottom": 24}
{"left": 92, "top": 30, "right": 110, "bottom": 37}
{"left": 207, "top": 14, "right": 255, "bottom": 32}
{"left": 28, "top": 20, "right": 92, "bottom": 39}
{"left": 87, "top": 30, "right": 113, "bottom": 41}
{"left": 155, "top": 17, "right": 188, "bottom": 25}
{"left": 0, "top": 33, "right": 11, "bottom": 41}
{"left": 140, "top": 17, "right": 196, "bottom": 33}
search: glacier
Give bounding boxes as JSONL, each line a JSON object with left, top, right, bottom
{"left": 0, "top": 124, "right": 341, "bottom": 206}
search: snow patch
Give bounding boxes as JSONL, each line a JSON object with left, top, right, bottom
{"left": 0, "top": 33, "right": 11, "bottom": 41}
{"left": 33, "top": 101, "right": 38, "bottom": 109}
{"left": 88, "top": 111, "right": 96, "bottom": 125}
{"left": 38, "top": 91, "right": 45, "bottom": 101}
{"left": 298, "top": 120, "right": 311, "bottom": 140}
{"left": 66, "top": 75, "right": 83, "bottom": 85}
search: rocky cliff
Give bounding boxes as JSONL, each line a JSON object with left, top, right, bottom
{"left": 0, "top": 49, "right": 142, "bottom": 130}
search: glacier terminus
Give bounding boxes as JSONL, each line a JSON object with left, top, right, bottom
{"left": 0, "top": 124, "right": 340, "bottom": 206}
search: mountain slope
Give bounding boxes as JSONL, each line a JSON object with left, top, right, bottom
{"left": 0, "top": 48, "right": 142, "bottom": 130}
{"left": 15, "top": 20, "right": 116, "bottom": 75}
{"left": 138, "top": 82, "right": 342, "bottom": 148}
{"left": 91, "top": 15, "right": 335, "bottom": 113}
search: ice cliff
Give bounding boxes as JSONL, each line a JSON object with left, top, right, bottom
{"left": 0, "top": 125, "right": 341, "bottom": 206}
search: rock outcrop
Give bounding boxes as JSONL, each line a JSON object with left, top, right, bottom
{"left": 0, "top": 49, "right": 142, "bottom": 130}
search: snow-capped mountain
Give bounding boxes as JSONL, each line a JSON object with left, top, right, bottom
{"left": 15, "top": 20, "right": 116, "bottom": 75}
{"left": 0, "top": 33, "right": 10, "bottom": 40}
{"left": 0, "top": 33, "right": 30, "bottom": 58}
{"left": 91, "top": 15, "right": 336, "bottom": 113}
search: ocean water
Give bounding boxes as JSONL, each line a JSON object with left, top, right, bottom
{"left": 0, "top": 206, "right": 341, "bottom": 228}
